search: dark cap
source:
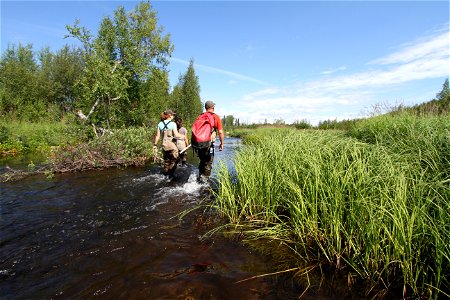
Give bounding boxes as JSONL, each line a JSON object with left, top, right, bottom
{"left": 205, "top": 100, "right": 216, "bottom": 109}
{"left": 164, "top": 109, "right": 174, "bottom": 115}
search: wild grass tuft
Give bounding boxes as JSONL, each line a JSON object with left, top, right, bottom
{"left": 0, "top": 120, "right": 87, "bottom": 156}
{"left": 211, "top": 114, "right": 449, "bottom": 299}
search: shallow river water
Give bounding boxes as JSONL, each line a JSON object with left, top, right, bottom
{"left": 1, "top": 138, "right": 356, "bottom": 299}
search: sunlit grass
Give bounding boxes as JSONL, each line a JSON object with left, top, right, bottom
{"left": 211, "top": 114, "right": 449, "bottom": 298}
{"left": 0, "top": 120, "right": 86, "bottom": 156}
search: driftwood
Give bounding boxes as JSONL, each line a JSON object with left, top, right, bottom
{"left": 75, "top": 109, "right": 87, "bottom": 120}
{"left": 75, "top": 109, "right": 112, "bottom": 138}
{"left": 1, "top": 165, "right": 50, "bottom": 182}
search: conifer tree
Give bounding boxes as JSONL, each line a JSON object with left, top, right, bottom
{"left": 179, "top": 58, "right": 202, "bottom": 124}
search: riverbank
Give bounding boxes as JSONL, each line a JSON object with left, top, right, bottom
{"left": 210, "top": 113, "right": 450, "bottom": 299}
{"left": 0, "top": 121, "right": 156, "bottom": 182}
{"left": 0, "top": 120, "right": 86, "bottom": 157}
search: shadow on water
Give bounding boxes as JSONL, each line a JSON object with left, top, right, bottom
{"left": 1, "top": 138, "right": 359, "bottom": 299}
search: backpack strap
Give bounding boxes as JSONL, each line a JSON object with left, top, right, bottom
{"left": 162, "top": 120, "right": 172, "bottom": 130}
{"left": 205, "top": 112, "right": 216, "bottom": 134}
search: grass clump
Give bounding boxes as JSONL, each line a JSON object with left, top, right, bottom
{"left": 0, "top": 120, "right": 87, "bottom": 156}
{"left": 212, "top": 114, "right": 449, "bottom": 299}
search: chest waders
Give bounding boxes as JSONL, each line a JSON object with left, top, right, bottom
{"left": 160, "top": 121, "right": 179, "bottom": 177}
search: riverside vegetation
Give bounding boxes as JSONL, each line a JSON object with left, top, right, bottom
{"left": 1, "top": 0, "right": 449, "bottom": 297}
{"left": 0, "top": 122, "right": 155, "bottom": 181}
{"left": 1, "top": 97, "right": 448, "bottom": 298}
{"left": 209, "top": 112, "right": 449, "bottom": 299}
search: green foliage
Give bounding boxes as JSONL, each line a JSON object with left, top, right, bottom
{"left": 27, "top": 160, "right": 36, "bottom": 172}
{"left": 170, "top": 58, "right": 202, "bottom": 124}
{"left": 436, "top": 78, "right": 449, "bottom": 101}
{"left": 0, "top": 43, "right": 38, "bottom": 117}
{"left": 169, "top": 82, "right": 182, "bottom": 113}
{"left": 0, "top": 43, "right": 84, "bottom": 122}
{"left": 0, "top": 125, "right": 9, "bottom": 142}
{"left": 0, "top": 121, "right": 88, "bottom": 155}
{"left": 222, "top": 115, "right": 235, "bottom": 129}
{"left": 348, "top": 112, "right": 450, "bottom": 179}
{"left": 139, "top": 68, "right": 171, "bottom": 126}
{"left": 292, "top": 118, "right": 312, "bottom": 129}
{"left": 212, "top": 116, "right": 449, "bottom": 298}
{"left": 93, "top": 127, "right": 153, "bottom": 159}
{"left": 65, "top": 1, "right": 174, "bottom": 127}
{"left": 317, "top": 118, "right": 362, "bottom": 130}
{"left": 40, "top": 45, "right": 84, "bottom": 110}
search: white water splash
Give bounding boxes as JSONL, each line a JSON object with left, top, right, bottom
{"left": 172, "top": 172, "right": 209, "bottom": 195}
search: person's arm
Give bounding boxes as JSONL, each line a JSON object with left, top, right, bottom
{"left": 154, "top": 127, "right": 160, "bottom": 146}
{"left": 214, "top": 114, "right": 225, "bottom": 151}
{"left": 172, "top": 127, "right": 184, "bottom": 139}
{"left": 184, "top": 134, "right": 189, "bottom": 147}
{"left": 218, "top": 129, "right": 225, "bottom": 151}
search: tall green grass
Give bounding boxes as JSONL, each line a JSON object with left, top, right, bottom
{"left": 212, "top": 114, "right": 449, "bottom": 298}
{"left": 0, "top": 120, "right": 87, "bottom": 156}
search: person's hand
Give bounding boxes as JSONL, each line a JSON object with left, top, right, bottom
{"left": 152, "top": 145, "right": 158, "bottom": 160}
{"left": 219, "top": 143, "right": 224, "bottom": 151}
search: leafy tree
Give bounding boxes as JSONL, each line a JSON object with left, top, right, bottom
{"left": 65, "top": 1, "right": 173, "bottom": 127}
{"left": 169, "top": 80, "right": 182, "bottom": 113}
{"left": 0, "top": 43, "right": 40, "bottom": 119}
{"left": 0, "top": 43, "right": 84, "bottom": 121}
{"left": 50, "top": 46, "right": 85, "bottom": 112}
{"left": 293, "top": 119, "right": 312, "bottom": 129}
{"left": 140, "top": 68, "right": 171, "bottom": 125}
{"left": 274, "top": 118, "right": 285, "bottom": 125}
{"left": 222, "top": 115, "right": 235, "bottom": 128}
{"left": 36, "top": 46, "right": 84, "bottom": 119}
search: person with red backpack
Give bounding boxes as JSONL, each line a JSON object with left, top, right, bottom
{"left": 191, "top": 100, "right": 225, "bottom": 183}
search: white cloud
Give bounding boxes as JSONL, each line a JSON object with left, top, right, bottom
{"left": 321, "top": 65, "right": 347, "bottom": 75}
{"left": 171, "top": 57, "right": 267, "bottom": 85}
{"left": 231, "top": 27, "right": 449, "bottom": 125}
{"left": 369, "top": 30, "right": 449, "bottom": 65}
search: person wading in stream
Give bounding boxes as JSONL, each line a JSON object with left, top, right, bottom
{"left": 174, "top": 116, "right": 189, "bottom": 167}
{"left": 153, "top": 110, "right": 185, "bottom": 180}
{"left": 191, "top": 100, "right": 225, "bottom": 183}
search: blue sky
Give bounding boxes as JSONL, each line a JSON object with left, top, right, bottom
{"left": 1, "top": 1, "right": 449, "bottom": 125}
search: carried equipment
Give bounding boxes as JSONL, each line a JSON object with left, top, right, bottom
{"left": 191, "top": 112, "right": 215, "bottom": 150}
{"left": 179, "top": 144, "right": 191, "bottom": 154}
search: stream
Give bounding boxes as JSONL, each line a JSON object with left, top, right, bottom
{"left": 1, "top": 138, "right": 286, "bottom": 299}
{"left": 1, "top": 137, "right": 356, "bottom": 299}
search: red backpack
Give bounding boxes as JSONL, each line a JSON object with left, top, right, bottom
{"left": 191, "top": 112, "right": 215, "bottom": 149}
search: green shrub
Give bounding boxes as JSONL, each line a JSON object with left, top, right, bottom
{"left": 0, "top": 121, "right": 87, "bottom": 155}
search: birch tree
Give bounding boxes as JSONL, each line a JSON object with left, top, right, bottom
{"left": 66, "top": 1, "right": 173, "bottom": 127}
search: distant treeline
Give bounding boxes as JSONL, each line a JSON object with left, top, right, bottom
{"left": 298, "top": 79, "right": 449, "bottom": 131}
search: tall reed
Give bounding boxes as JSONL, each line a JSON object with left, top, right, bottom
{"left": 212, "top": 115, "right": 449, "bottom": 298}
